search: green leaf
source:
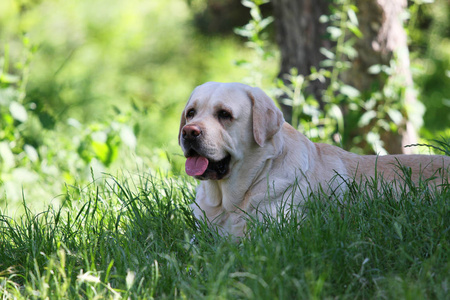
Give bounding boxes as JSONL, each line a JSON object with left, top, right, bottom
{"left": 319, "top": 15, "right": 329, "bottom": 23}
{"left": 377, "top": 119, "right": 391, "bottom": 131}
{"left": 327, "top": 26, "right": 342, "bottom": 40}
{"left": 24, "top": 144, "right": 39, "bottom": 162}
{"left": 0, "top": 73, "right": 20, "bottom": 84}
{"left": 347, "top": 8, "right": 359, "bottom": 26}
{"left": 77, "top": 140, "right": 93, "bottom": 163}
{"left": 133, "top": 123, "right": 141, "bottom": 137}
{"left": 259, "top": 16, "right": 274, "bottom": 30}
{"left": 9, "top": 101, "right": 28, "bottom": 122}
{"left": 340, "top": 85, "right": 360, "bottom": 99}
{"left": 329, "top": 104, "right": 344, "bottom": 135}
{"left": 68, "top": 118, "right": 82, "bottom": 129}
{"left": 92, "top": 141, "right": 109, "bottom": 165}
{"left": 113, "top": 105, "right": 121, "bottom": 114}
{"left": 131, "top": 99, "right": 140, "bottom": 112}
{"left": 234, "top": 27, "right": 252, "bottom": 38}
{"left": 250, "top": 7, "right": 262, "bottom": 22}
{"left": 341, "top": 42, "right": 358, "bottom": 59}
{"left": 120, "top": 125, "right": 137, "bottom": 149}
{"left": 234, "top": 59, "right": 249, "bottom": 66}
{"left": 387, "top": 109, "right": 403, "bottom": 125}
{"left": 393, "top": 222, "right": 403, "bottom": 241}
{"left": 347, "top": 23, "right": 362, "bottom": 38}
{"left": 319, "top": 48, "right": 335, "bottom": 60}
{"left": 126, "top": 270, "right": 136, "bottom": 290}
{"left": 320, "top": 59, "right": 335, "bottom": 68}
{"left": 0, "top": 141, "right": 15, "bottom": 169}
{"left": 358, "top": 110, "right": 377, "bottom": 127}
{"left": 241, "top": 0, "right": 256, "bottom": 9}
{"left": 366, "top": 132, "right": 387, "bottom": 155}
{"left": 368, "top": 64, "right": 382, "bottom": 74}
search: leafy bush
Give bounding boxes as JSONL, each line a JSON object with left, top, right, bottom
{"left": 1, "top": 0, "right": 270, "bottom": 210}
{"left": 0, "top": 38, "right": 142, "bottom": 210}
{"left": 236, "top": 0, "right": 448, "bottom": 154}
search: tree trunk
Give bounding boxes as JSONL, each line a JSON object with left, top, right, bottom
{"left": 344, "top": 0, "right": 419, "bottom": 154}
{"left": 272, "top": 0, "right": 419, "bottom": 154}
{"left": 271, "top": 0, "right": 333, "bottom": 123}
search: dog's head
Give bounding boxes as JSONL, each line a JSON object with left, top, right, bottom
{"left": 179, "top": 82, "right": 284, "bottom": 180}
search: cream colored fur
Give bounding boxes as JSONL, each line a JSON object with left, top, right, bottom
{"left": 179, "top": 82, "right": 450, "bottom": 237}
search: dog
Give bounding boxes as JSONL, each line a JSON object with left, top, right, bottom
{"left": 179, "top": 82, "right": 450, "bottom": 237}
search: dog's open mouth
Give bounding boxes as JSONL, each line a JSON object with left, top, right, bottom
{"left": 185, "top": 151, "right": 231, "bottom": 180}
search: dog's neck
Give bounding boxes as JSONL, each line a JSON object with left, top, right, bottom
{"left": 201, "top": 131, "right": 285, "bottom": 212}
{"left": 191, "top": 125, "right": 317, "bottom": 236}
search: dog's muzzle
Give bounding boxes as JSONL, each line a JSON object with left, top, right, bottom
{"left": 181, "top": 124, "right": 231, "bottom": 180}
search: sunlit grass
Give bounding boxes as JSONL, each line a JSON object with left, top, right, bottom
{"left": 1, "top": 168, "right": 449, "bottom": 299}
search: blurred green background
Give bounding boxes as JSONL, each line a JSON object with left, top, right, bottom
{"left": 0, "top": 0, "right": 448, "bottom": 212}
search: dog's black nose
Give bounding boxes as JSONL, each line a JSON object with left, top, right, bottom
{"left": 182, "top": 124, "right": 202, "bottom": 140}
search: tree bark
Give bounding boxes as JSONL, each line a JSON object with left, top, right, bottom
{"left": 272, "top": 0, "right": 419, "bottom": 154}
{"left": 271, "top": 0, "right": 333, "bottom": 123}
{"left": 343, "top": 0, "right": 419, "bottom": 154}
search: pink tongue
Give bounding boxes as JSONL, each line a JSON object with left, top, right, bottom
{"left": 185, "top": 156, "right": 209, "bottom": 176}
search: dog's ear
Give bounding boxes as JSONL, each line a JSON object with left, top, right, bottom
{"left": 178, "top": 108, "right": 186, "bottom": 145}
{"left": 247, "top": 87, "right": 284, "bottom": 147}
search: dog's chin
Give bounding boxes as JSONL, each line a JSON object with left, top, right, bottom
{"left": 186, "top": 150, "right": 232, "bottom": 180}
{"left": 197, "top": 155, "right": 232, "bottom": 180}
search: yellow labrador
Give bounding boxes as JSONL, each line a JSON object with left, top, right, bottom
{"left": 179, "top": 82, "right": 450, "bottom": 236}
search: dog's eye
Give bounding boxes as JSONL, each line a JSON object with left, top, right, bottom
{"left": 217, "top": 110, "right": 232, "bottom": 120}
{"left": 186, "top": 109, "right": 195, "bottom": 118}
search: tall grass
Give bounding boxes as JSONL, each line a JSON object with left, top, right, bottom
{"left": 0, "top": 167, "right": 449, "bottom": 299}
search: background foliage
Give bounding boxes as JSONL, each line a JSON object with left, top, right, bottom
{"left": 0, "top": 0, "right": 449, "bottom": 209}
{"left": 0, "top": 0, "right": 277, "bottom": 211}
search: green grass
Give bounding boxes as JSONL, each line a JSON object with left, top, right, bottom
{"left": 0, "top": 170, "right": 449, "bottom": 299}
